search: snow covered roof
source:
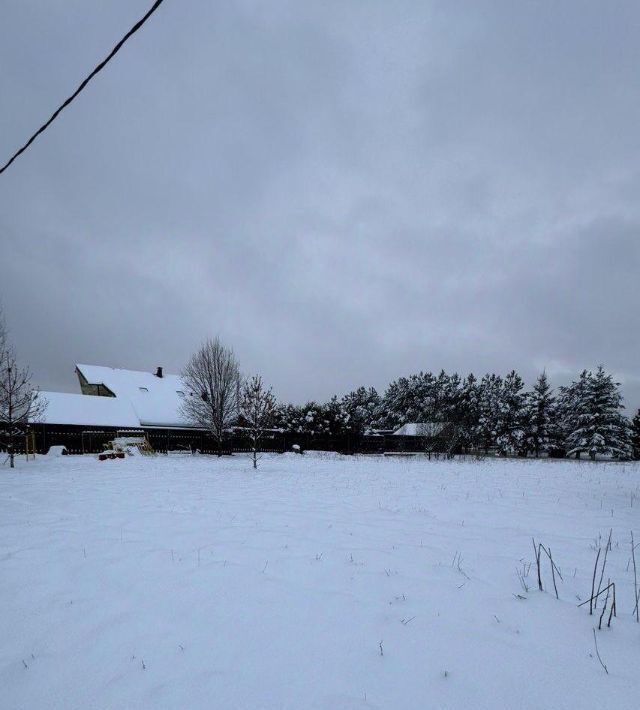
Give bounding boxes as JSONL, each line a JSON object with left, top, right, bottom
{"left": 393, "top": 422, "right": 448, "bottom": 437}
{"left": 38, "top": 392, "right": 140, "bottom": 428}
{"left": 75, "top": 364, "right": 189, "bottom": 428}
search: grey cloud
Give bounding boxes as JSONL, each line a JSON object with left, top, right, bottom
{"left": 0, "top": 0, "right": 638, "bottom": 411}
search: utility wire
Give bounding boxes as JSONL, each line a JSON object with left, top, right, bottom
{"left": 0, "top": 0, "right": 166, "bottom": 176}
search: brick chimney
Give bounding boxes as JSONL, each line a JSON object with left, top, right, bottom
{"left": 155, "top": 366, "right": 163, "bottom": 378}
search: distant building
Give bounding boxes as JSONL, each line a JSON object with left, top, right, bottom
{"left": 33, "top": 364, "right": 207, "bottom": 454}
{"left": 73, "top": 364, "right": 190, "bottom": 430}
{"left": 39, "top": 390, "right": 140, "bottom": 429}
{"left": 392, "top": 422, "right": 448, "bottom": 437}
{"left": 390, "top": 421, "right": 461, "bottom": 456}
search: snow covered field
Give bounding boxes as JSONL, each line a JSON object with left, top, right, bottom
{"left": 1, "top": 453, "right": 639, "bottom": 710}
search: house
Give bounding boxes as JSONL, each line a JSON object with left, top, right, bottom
{"left": 74, "top": 364, "right": 190, "bottom": 430}
{"left": 388, "top": 421, "right": 460, "bottom": 456}
{"left": 31, "top": 364, "right": 210, "bottom": 454}
{"left": 392, "top": 422, "right": 448, "bottom": 437}
{"left": 40, "top": 390, "right": 140, "bottom": 429}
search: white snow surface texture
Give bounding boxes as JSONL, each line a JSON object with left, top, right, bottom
{"left": 39, "top": 391, "right": 140, "bottom": 428}
{"left": 1, "top": 453, "right": 639, "bottom": 709}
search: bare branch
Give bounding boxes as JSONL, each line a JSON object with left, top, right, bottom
{"left": 589, "top": 547, "right": 601, "bottom": 616}
{"left": 632, "top": 531, "right": 639, "bottom": 623}
{"left": 240, "top": 375, "right": 276, "bottom": 469}
{"left": 0, "top": 311, "right": 47, "bottom": 467}
{"left": 592, "top": 628, "right": 608, "bottom": 674}
{"left": 179, "top": 338, "right": 240, "bottom": 456}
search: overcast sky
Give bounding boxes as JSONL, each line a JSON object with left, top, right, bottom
{"left": 1, "top": 0, "right": 639, "bottom": 410}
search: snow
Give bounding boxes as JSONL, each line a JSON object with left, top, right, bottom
{"left": 45, "top": 445, "right": 67, "bottom": 457}
{"left": 39, "top": 364, "right": 194, "bottom": 430}
{"left": 75, "top": 364, "right": 189, "bottom": 428}
{"left": 39, "top": 391, "right": 140, "bottom": 428}
{"left": 393, "top": 422, "right": 446, "bottom": 436}
{"left": 76, "top": 365, "right": 188, "bottom": 428}
{"left": 1, "top": 454, "right": 639, "bottom": 709}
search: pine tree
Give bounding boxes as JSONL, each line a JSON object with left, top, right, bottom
{"left": 630, "top": 409, "right": 640, "bottom": 460}
{"left": 495, "top": 370, "right": 527, "bottom": 456}
{"left": 321, "top": 396, "right": 349, "bottom": 436}
{"left": 340, "top": 386, "right": 380, "bottom": 435}
{"left": 300, "top": 402, "right": 325, "bottom": 435}
{"left": 379, "top": 370, "right": 465, "bottom": 431}
{"left": 273, "top": 403, "right": 301, "bottom": 434}
{"left": 563, "top": 366, "right": 631, "bottom": 460}
{"left": 456, "top": 373, "right": 480, "bottom": 451}
{"left": 524, "top": 371, "right": 557, "bottom": 457}
{"left": 433, "top": 371, "right": 462, "bottom": 423}
{"left": 475, "top": 374, "right": 503, "bottom": 453}
{"left": 379, "top": 375, "right": 420, "bottom": 429}
{"left": 557, "top": 370, "right": 590, "bottom": 456}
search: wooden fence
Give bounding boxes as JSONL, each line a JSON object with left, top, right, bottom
{"left": 4, "top": 424, "right": 463, "bottom": 457}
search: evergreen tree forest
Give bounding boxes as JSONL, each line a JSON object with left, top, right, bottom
{"left": 271, "top": 366, "right": 636, "bottom": 460}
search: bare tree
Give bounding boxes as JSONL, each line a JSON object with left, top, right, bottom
{"left": 0, "top": 310, "right": 47, "bottom": 468}
{"left": 0, "top": 307, "right": 6, "bottom": 357}
{"left": 180, "top": 338, "right": 240, "bottom": 456}
{"left": 240, "top": 375, "right": 276, "bottom": 469}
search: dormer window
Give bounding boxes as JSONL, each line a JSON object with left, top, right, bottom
{"left": 139, "top": 387, "right": 149, "bottom": 393}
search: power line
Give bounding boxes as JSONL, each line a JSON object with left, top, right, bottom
{"left": 0, "top": 0, "right": 166, "bottom": 176}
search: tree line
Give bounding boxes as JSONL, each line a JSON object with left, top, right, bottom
{"left": 183, "top": 338, "right": 640, "bottom": 463}
{"left": 1, "top": 321, "right": 639, "bottom": 468}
